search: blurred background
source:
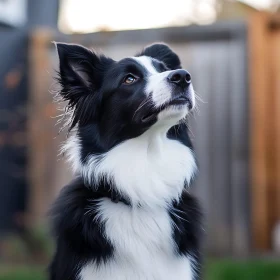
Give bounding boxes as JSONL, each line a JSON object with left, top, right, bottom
{"left": 0, "top": 0, "right": 279, "bottom": 279}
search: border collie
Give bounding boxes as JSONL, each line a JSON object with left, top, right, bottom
{"left": 49, "top": 42, "right": 202, "bottom": 280}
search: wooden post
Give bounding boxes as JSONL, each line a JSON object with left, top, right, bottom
{"left": 248, "top": 12, "right": 271, "bottom": 250}
{"left": 270, "top": 20, "right": 280, "bottom": 231}
{"left": 27, "top": 29, "right": 55, "bottom": 226}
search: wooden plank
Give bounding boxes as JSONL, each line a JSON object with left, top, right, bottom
{"left": 265, "top": 25, "right": 280, "bottom": 248}
{"left": 248, "top": 12, "right": 271, "bottom": 250}
{"left": 27, "top": 29, "right": 56, "bottom": 226}
{"left": 270, "top": 29, "right": 280, "bottom": 228}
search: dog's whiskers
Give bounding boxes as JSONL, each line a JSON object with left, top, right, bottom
{"left": 194, "top": 91, "right": 206, "bottom": 104}
{"left": 132, "top": 96, "right": 153, "bottom": 120}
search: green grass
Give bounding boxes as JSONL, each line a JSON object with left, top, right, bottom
{"left": 0, "top": 265, "right": 46, "bottom": 280}
{"left": 207, "top": 259, "right": 280, "bottom": 280}
{"left": 1, "top": 259, "right": 280, "bottom": 280}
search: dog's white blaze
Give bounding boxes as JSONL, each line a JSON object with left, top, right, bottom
{"left": 80, "top": 199, "right": 193, "bottom": 280}
{"left": 146, "top": 70, "right": 174, "bottom": 107}
{"left": 133, "top": 56, "right": 158, "bottom": 75}
{"left": 133, "top": 56, "right": 174, "bottom": 108}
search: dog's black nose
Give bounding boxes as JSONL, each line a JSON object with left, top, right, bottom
{"left": 167, "top": 69, "right": 191, "bottom": 87}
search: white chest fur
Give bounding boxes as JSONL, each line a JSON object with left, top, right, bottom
{"left": 64, "top": 126, "right": 197, "bottom": 280}
{"left": 80, "top": 199, "right": 194, "bottom": 280}
{"left": 81, "top": 127, "right": 196, "bottom": 207}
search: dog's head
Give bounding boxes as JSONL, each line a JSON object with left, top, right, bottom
{"left": 56, "top": 43, "right": 195, "bottom": 150}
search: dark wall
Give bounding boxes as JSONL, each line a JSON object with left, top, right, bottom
{"left": 0, "top": 28, "right": 28, "bottom": 233}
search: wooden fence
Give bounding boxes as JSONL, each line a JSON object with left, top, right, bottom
{"left": 27, "top": 12, "right": 280, "bottom": 255}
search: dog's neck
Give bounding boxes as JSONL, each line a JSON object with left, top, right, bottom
{"left": 63, "top": 125, "right": 196, "bottom": 208}
{"left": 86, "top": 181, "right": 131, "bottom": 206}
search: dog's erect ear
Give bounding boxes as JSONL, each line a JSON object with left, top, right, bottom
{"left": 55, "top": 42, "right": 113, "bottom": 94}
{"left": 137, "top": 43, "right": 181, "bottom": 70}
{"left": 55, "top": 43, "right": 114, "bottom": 129}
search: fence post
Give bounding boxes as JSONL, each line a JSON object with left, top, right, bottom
{"left": 248, "top": 12, "right": 271, "bottom": 251}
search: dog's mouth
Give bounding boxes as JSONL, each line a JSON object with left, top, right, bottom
{"left": 141, "top": 95, "right": 192, "bottom": 123}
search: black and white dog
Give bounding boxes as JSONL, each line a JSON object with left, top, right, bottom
{"left": 49, "top": 42, "right": 202, "bottom": 280}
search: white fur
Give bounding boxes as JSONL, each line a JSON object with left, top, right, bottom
{"left": 133, "top": 56, "right": 158, "bottom": 75}
{"left": 80, "top": 199, "right": 194, "bottom": 280}
{"left": 64, "top": 124, "right": 196, "bottom": 208}
{"left": 133, "top": 56, "right": 176, "bottom": 107}
{"left": 61, "top": 131, "right": 81, "bottom": 173}
{"left": 146, "top": 70, "right": 173, "bottom": 107}
{"left": 187, "top": 83, "right": 196, "bottom": 109}
{"left": 90, "top": 129, "right": 195, "bottom": 207}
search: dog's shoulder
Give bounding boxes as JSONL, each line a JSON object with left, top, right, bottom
{"left": 49, "top": 177, "right": 114, "bottom": 279}
{"left": 50, "top": 177, "right": 96, "bottom": 237}
{"left": 170, "top": 190, "right": 203, "bottom": 273}
{"left": 50, "top": 177, "right": 113, "bottom": 257}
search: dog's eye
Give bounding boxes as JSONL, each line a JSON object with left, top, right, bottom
{"left": 123, "top": 74, "right": 137, "bottom": 85}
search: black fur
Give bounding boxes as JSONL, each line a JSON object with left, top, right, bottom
{"left": 138, "top": 43, "right": 181, "bottom": 69}
{"left": 56, "top": 43, "right": 114, "bottom": 130}
{"left": 49, "top": 177, "right": 115, "bottom": 280}
{"left": 171, "top": 190, "right": 202, "bottom": 277}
